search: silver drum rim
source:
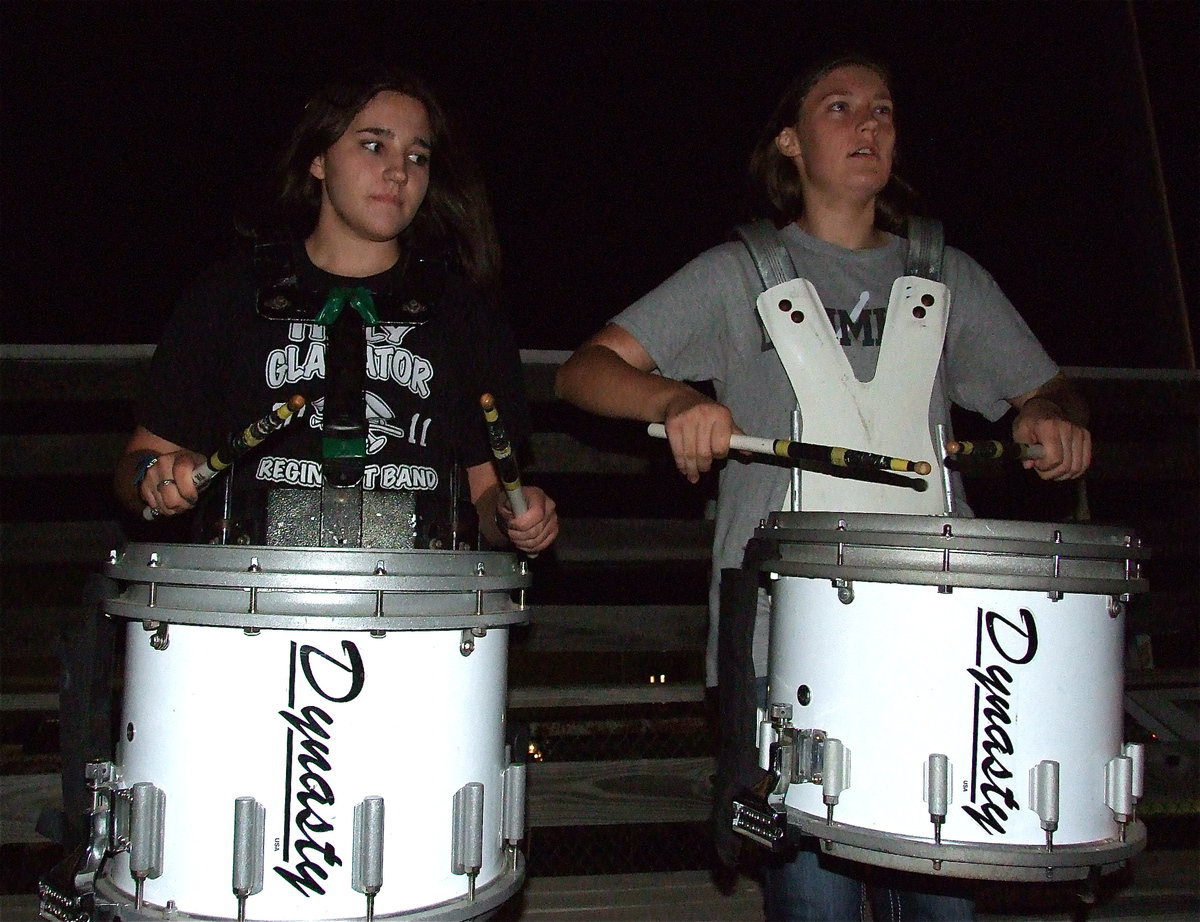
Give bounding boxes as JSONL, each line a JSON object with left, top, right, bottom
{"left": 757, "top": 512, "right": 1148, "bottom": 597}
{"left": 104, "top": 543, "right": 531, "bottom": 631}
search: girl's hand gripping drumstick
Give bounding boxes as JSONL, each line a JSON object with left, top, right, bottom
{"left": 481, "top": 393, "right": 544, "bottom": 557}
{"left": 142, "top": 395, "right": 305, "bottom": 520}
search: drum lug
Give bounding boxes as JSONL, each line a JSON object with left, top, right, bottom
{"left": 452, "top": 782, "right": 486, "bottom": 901}
{"left": 1104, "top": 743, "right": 1145, "bottom": 841}
{"left": 232, "top": 796, "right": 266, "bottom": 922}
{"left": 925, "top": 753, "right": 952, "bottom": 848}
{"left": 127, "top": 782, "right": 166, "bottom": 909}
{"left": 819, "top": 738, "right": 850, "bottom": 825}
{"left": 1104, "top": 750, "right": 1136, "bottom": 825}
{"left": 501, "top": 762, "right": 527, "bottom": 846}
{"left": 1107, "top": 596, "right": 1125, "bottom": 618}
{"left": 352, "top": 796, "right": 385, "bottom": 922}
{"left": 1029, "top": 760, "right": 1061, "bottom": 851}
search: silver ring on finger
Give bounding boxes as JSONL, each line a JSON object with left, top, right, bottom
{"left": 157, "top": 478, "right": 176, "bottom": 489}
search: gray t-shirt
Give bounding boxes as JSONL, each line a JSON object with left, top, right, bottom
{"left": 612, "top": 223, "right": 1059, "bottom": 682}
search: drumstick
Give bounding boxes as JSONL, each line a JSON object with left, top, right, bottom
{"left": 646, "top": 423, "right": 932, "bottom": 475}
{"left": 945, "top": 439, "right": 1046, "bottom": 461}
{"left": 142, "top": 395, "right": 305, "bottom": 521}
{"left": 480, "top": 393, "right": 528, "bottom": 516}
{"left": 480, "top": 393, "right": 539, "bottom": 556}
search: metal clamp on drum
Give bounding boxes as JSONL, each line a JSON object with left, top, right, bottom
{"left": 755, "top": 512, "right": 1150, "bottom": 882}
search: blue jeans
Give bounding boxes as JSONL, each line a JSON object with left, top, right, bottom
{"left": 763, "top": 844, "right": 975, "bottom": 922}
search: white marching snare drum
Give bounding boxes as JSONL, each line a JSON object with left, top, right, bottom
{"left": 94, "top": 543, "right": 531, "bottom": 921}
{"left": 757, "top": 512, "right": 1149, "bottom": 881}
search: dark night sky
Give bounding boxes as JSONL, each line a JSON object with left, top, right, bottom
{"left": 2, "top": 1, "right": 1197, "bottom": 370}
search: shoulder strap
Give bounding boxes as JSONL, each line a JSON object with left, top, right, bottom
{"left": 905, "top": 216, "right": 945, "bottom": 282}
{"left": 735, "top": 220, "right": 798, "bottom": 291}
{"left": 735, "top": 221, "right": 799, "bottom": 352}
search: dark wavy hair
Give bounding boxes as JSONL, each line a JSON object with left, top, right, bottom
{"left": 274, "top": 66, "right": 501, "bottom": 291}
{"left": 749, "top": 53, "right": 916, "bottom": 234}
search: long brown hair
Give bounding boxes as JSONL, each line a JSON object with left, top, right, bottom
{"left": 275, "top": 66, "right": 501, "bottom": 291}
{"left": 749, "top": 53, "right": 916, "bottom": 233}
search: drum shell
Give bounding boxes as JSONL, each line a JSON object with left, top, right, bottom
{"left": 100, "top": 544, "right": 526, "bottom": 920}
{"left": 768, "top": 576, "right": 1124, "bottom": 847}
{"left": 108, "top": 623, "right": 511, "bottom": 920}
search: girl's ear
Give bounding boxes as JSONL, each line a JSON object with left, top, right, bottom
{"left": 775, "top": 126, "right": 802, "bottom": 160}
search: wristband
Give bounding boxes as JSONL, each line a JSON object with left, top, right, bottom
{"left": 132, "top": 453, "right": 159, "bottom": 487}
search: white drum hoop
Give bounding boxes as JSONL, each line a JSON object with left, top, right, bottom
{"left": 104, "top": 543, "right": 531, "bottom": 631}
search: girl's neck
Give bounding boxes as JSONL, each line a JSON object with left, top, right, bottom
{"left": 304, "top": 230, "right": 401, "bottom": 279}
{"left": 795, "top": 198, "right": 887, "bottom": 251}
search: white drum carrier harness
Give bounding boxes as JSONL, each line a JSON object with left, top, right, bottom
{"left": 737, "top": 218, "right": 951, "bottom": 515}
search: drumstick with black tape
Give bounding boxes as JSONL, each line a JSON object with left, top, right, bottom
{"left": 480, "top": 393, "right": 539, "bottom": 556}
{"left": 480, "top": 393, "right": 529, "bottom": 516}
{"left": 945, "top": 439, "right": 1046, "bottom": 462}
{"left": 647, "top": 423, "right": 932, "bottom": 475}
{"left": 142, "top": 395, "right": 305, "bottom": 520}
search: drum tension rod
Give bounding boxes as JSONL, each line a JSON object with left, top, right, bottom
{"left": 247, "top": 557, "right": 261, "bottom": 615}
{"left": 372, "top": 561, "right": 387, "bottom": 636}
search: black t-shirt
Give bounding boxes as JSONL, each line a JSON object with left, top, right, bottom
{"left": 138, "top": 241, "right": 528, "bottom": 543}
